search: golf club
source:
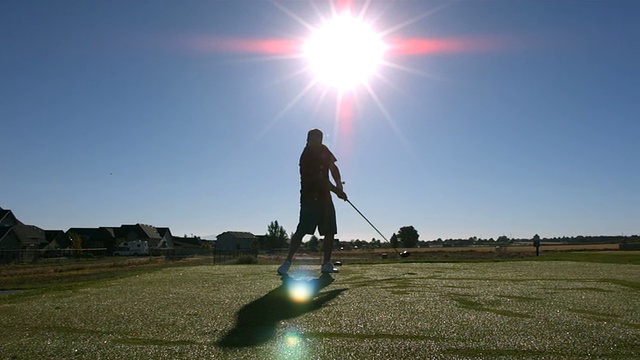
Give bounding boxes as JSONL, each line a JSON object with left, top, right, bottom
{"left": 345, "top": 199, "right": 410, "bottom": 257}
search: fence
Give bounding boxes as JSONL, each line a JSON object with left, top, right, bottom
{"left": 212, "top": 248, "right": 258, "bottom": 264}
{"left": 0, "top": 248, "right": 108, "bottom": 265}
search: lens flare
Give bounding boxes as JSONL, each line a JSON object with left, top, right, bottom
{"left": 284, "top": 332, "right": 302, "bottom": 347}
{"left": 288, "top": 281, "right": 316, "bottom": 303}
{"left": 279, "top": 329, "right": 307, "bottom": 359}
{"left": 177, "top": 1, "right": 507, "bottom": 157}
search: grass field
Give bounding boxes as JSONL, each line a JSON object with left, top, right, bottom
{"left": 1, "top": 253, "right": 639, "bottom": 359}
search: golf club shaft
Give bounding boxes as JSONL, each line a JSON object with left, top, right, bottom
{"left": 346, "top": 199, "right": 400, "bottom": 254}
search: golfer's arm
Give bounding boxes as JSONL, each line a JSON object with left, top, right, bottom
{"left": 328, "top": 163, "right": 343, "bottom": 193}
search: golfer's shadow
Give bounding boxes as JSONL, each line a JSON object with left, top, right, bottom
{"left": 217, "top": 274, "right": 346, "bottom": 348}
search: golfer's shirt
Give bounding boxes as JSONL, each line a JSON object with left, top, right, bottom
{"left": 299, "top": 145, "right": 336, "bottom": 201}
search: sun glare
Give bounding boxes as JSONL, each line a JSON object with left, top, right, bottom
{"left": 193, "top": 1, "right": 503, "bottom": 148}
{"left": 303, "top": 13, "right": 387, "bottom": 92}
{"left": 288, "top": 281, "right": 315, "bottom": 303}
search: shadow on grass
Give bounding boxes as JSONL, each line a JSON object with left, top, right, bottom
{"left": 218, "top": 274, "right": 346, "bottom": 348}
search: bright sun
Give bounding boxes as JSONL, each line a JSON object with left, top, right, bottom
{"left": 303, "top": 13, "right": 387, "bottom": 92}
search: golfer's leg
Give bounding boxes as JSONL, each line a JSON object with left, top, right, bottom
{"left": 322, "top": 234, "right": 334, "bottom": 264}
{"left": 321, "top": 200, "right": 337, "bottom": 264}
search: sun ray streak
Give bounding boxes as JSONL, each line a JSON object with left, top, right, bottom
{"left": 372, "top": 72, "right": 402, "bottom": 94}
{"left": 202, "top": 0, "right": 504, "bottom": 159}
{"left": 363, "top": 1, "right": 396, "bottom": 30}
{"left": 356, "top": 0, "right": 372, "bottom": 20}
{"left": 381, "top": 60, "right": 428, "bottom": 77}
{"left": 255, "top": 79, "right": 321, "bottom": 145}
{"left": 313, "top": 86, "right": 332, "bottom": 116}
{"left": 332, "top": 93, "right": 348, "bottom": 150}
{"left": 385, "top": 63, "right": 454, "bottom": 90}
{"left": 388, "top": 37, "right": 501, "bottom": 55}
{"left": 270, "top": 0, "right": 317, "bottom": 32}
{"left": 222, "top": 54, "right": 302, "bottom": 65}
{"left": 191, "top": 37, "right": 300, "bottom": 55}
{"left": 336, "top": 0, "right": 354, "bottom": 13}
{"left": 379, "top": 0, "right": 458, "bottom": 38}
{"left": 309, "top": 1, "right": 329, "bottom": 23}
{"left": 329, "top": 0, "right": 337, "bottom": 16}
{"left": 363, "top": 84, "right": 416, "bottom": 159}
{"left": 273, "top": 65, "right": 313, "bottom": 86}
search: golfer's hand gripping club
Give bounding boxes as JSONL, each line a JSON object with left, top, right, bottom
{"left": 330, "top": 181, "right": 348, "bottom": 200}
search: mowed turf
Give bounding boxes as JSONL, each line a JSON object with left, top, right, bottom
{"left": 1, "top": 261, "right": 639, "bottom": 359}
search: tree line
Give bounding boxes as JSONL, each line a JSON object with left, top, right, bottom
{"left": 258, "top": 221, "right": 421, "bottom": 251}
{"left": 258, "top": 220, "right": 639, "bottom": 251}
{"left": 423, "top": 234, "right": 640, "bottom": 248}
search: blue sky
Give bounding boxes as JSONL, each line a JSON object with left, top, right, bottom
{"left": 1, "top": 1, "right": 638, "bottom": 241}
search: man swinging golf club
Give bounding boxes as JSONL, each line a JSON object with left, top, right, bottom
{"left": 278, "top": 129, "right": 348, "bottom": 275}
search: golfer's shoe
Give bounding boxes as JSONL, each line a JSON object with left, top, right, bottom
{"left": 277, "top": 260, "right": 291, "bottom": 276}
{"left": 321, "top": 262, "right": 339, "bottom": 274}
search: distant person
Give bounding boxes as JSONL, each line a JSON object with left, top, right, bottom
{"left": 277, "top": 129, "right": 348, "bottom": 275}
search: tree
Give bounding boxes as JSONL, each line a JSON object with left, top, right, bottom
{"left": 398, "top": 226, "right": 419, "bottom": 248}
{"left": 352, "top": 239, "right": 366, "bottom": 249}
{"left": 306, "top": 235, "right": 319, "bottom": 251}
{"left": 69, "top": 232, "right": 83, "bottom": 250}
{"left": 390, "top": 233, "right": 399, "bottom": 248}
{"left": 532, "top": 234, "right": 541, "bottom": 256}
{"left": 532, "top": 234, "right": 541, "bottom": 247}
{"left": 266, "top": 220, "right": 289, "bottom": 250}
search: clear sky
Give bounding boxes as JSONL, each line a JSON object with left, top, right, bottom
{"left": 1, "top": 1, "right": 638, "bottom": 241}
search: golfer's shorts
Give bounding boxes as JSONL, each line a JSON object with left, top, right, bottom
{"left": 296, "top": 198, "right": 337, "bottom": 236}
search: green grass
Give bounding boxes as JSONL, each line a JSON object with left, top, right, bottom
{"left": 534, "top": 251, "right": 640, "bottom": 264}
{"left": 341, "top": 250, "right": 640, "bottom": 265}
{"left": 0, "top": 256, "right": 211, "bottom": 290}
{"left": 1, "top": 260, "right": 639, "bottom": 359}
{"left": 3, "top": 251, "right": 637, "bottom": 292}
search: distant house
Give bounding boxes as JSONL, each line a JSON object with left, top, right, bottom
{"left": 0, "top": 226, "right": 12, "bottom": 243}
{"left": 254, "top": 234, "right": 268, "bottom": 250}
{"left": 1, "top": 206, "right": 68, "bottom": 263}
{"left": 116, "top": 224, "right": 174, "bottom": 251}
{"left": 43, "top": 230, "right": 72, "bottom": 250}
{"left": 66, "top": 227, "right": 117, "bottom": 251}
{"left": 117, "top": 224, "right": 162, "bottom": 247}
{"left": 0, "top": 224, "right": 48, "bottom": 264}
{"left": 1, "top": 206, "right": 186, "bottom": 258}
{"left": 62, "top": 224, "right": 176, "bottom": 255}
{"left": 0, "top": 208, "right": 18, "bottom": 249}
{"left": 0, "top": 223, "right": 47, "bottom": 249}
{"left": 15, "top": 224, "right": 47, "bottom": 248}
{"left": 0, "top": 207, "right": 21, "bottom": 227}
{"left": 156, "top": 227, "right": 175, "bottom": 250}
{"left": 173, "top": 235, "right": 203, "bottom": 248}
{"left": 215, "top": 231, "right": 258, "bottom": 251}
{"left": 0, "top": 208, "right": 47, "bottom": 250}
